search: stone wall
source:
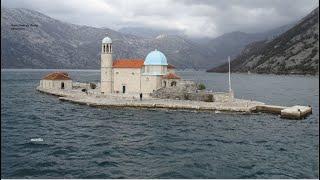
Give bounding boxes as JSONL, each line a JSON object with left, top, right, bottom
{"left": 72, "top": 82, "right": 90, "bottom": 89}
{"left": 151, "top": 80, "right": 234, "bottom": 102}
{"left": 113, "top": 68, "right": 142, "bottom": 94}
{"left": 40, "top": 80, "right": 72, "bottom": 90}
{"left": 140, "top": 74, "right": 162, "bottom": 94}
{"left": 151, "top": 80, "right": 215, "bottom": 102}
{"left": 213, "top": 92, "right": 233, "bottom": 102}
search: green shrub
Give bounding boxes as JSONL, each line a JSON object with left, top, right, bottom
{"left": 198, "top": 83, "right": 206, "bottom": 90}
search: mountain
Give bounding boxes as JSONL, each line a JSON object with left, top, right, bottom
{"left": 0, "top": 8, "right": 300, "bottom": 70}
{"left": 203, "top": 23, "right": 295, "bottom": 66}
{"left": 119, "top": 24, "right": 295, "bottom": 67}
{"left": 118, "top": 27, "right": 184, "bottom": 38}
{"left": 207, "top": 7, "right": 319, "bottom": 75}
{"left": 1, "top": 8, "right": 141, "bottom": 69}
{"left": 1, "top": 8, "right": 216, "bottom": 69}
{"left": 261, "top": 23, "right": 297, "bottom": 40}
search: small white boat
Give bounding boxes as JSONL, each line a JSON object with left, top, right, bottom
{"left": 30, "top": 138, "right": 43, "bottom": 142}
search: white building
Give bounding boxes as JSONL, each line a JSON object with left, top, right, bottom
{"left": 100, "top": 36, "right": 180, "bottom": 95}
{"left": 40, "top": 72, "right": 72, "bottom": 90}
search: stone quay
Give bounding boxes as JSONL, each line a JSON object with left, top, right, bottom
{"left": 36, "top": 83, "right": 312, "bottom": 120}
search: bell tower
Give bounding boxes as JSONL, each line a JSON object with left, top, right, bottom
{"left": 101, "top": 35, "right": 113, "bottom": 94}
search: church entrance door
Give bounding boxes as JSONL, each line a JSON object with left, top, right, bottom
{"left": 122, "top": 85, "right": 126, "bottom": 93}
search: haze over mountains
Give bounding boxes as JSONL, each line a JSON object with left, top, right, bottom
{"left": 208, "top": 7, "right": 319, "bottom": 75}
{"left": 0, "top": 7, "right": 311, "bottom": 71}
{"left": 119, "top": 27, "right": 184, "bottom": 39}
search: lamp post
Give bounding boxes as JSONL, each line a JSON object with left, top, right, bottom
{"left": 228, "top": 56, "right": 232, "bottom": 92}
{"left": 228, "top": 56, "right": 234, "bottom": 102}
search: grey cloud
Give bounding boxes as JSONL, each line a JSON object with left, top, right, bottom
{"left": 1, "top": 0, "right": 318, "bottom": 37}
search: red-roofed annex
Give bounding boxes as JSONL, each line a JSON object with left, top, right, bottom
{"left": 40, "top": 72, "right": 72, "bottom": 90}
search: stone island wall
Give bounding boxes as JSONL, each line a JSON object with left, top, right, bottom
{"left": 151, "top": 80, "right": 232, "bottom": 102}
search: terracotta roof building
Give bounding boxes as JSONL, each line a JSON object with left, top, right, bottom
{"left": 113, "top": 59, "right": 144, "bottom": 68}
{"left": 42, "top": 72, "right": 71, "bottom": 80}
{"left": 163, "top": 73, "right": 181, "bottom": 79}
{"left": 167, "top": 64, "right": 175, "bottom": 69}
{"left": 40, "top": 72, "right": 72, "bottom": 90}
{"left": 100, "top": 36, "right": 183, "bottom": 94}
{"left": 38, "top": 36, "right": 185, "bottom": 94}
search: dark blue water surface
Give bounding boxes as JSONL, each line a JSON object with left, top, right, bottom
{"left": 1, "top": 69, "right": 319, "bottom": 178}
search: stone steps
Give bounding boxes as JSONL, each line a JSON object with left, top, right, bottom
{"left": 255, "top": 105, "right": 312, "bottom": 119}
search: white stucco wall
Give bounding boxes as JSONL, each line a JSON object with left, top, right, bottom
{"left": 113, "top": 68, "right": 142, "bottom": 94}
{"left": 112, "top": 67, "right": 163, "bottom": 94}
{"left": 141, "top": 75, "right": 162, "bottom": 94}
{"left": 40, "top": 80, "right": 72, "bottom": 90}
{"left": 101, "top": 51, "right": 113, "bottom": 94}
{"left": 143, "top": 65, "right": 167, "bottom": 75}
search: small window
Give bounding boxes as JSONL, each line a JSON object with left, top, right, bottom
{"left": 132, "top": 72, "right": 135, "bottom": 75}
{"left": 116, "top": 72, "right": 119, "bottom": 74}
{"left": 146, "top": 77, "right": 149, "bottom": 81}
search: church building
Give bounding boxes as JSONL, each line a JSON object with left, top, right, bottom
{"left": 100, "top": 36, "right": 180, "bottom": 95}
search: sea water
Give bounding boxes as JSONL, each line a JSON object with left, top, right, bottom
{"left": 1, "top": 69, "right": 319, "bottom": 178}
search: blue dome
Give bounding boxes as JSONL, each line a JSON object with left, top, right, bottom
{"left": 144, "top": 50, "right": 168, "bottom": 65}
{"left": 102, "top": 37, "right": 112, "bottom": 44}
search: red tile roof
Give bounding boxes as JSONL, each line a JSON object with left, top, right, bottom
{"left": 42, "top": 72, "right": 71, "bottom": 80}
{"left": 167, "top": 64, "right": 175, "bottom": 69}
{"left": 113, "top": 59, "right": 144, "bottom": 68}
{"left": 163, "top": 73, "right": 180, "bottom": 79}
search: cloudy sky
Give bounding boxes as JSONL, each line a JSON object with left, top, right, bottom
{"left": 2, "top": 0, "right": 318, "bottom": 38}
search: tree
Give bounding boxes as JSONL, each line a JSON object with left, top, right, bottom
{"left": 198, "top": 83, "right": 206, "bottom": 90}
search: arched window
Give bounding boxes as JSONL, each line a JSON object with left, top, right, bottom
{"left": 171, "top": 81, "right": 177, "bottom": 87}
{"left": 103, "top": 45, "right": 105, "bottom": 53}
{"left": 107, "top": 44, "right": 111, "bottom": 53}
{"left": 61, "top": 82, "right": 65, "bottom": 89}
{"left": 163, "top": 81, "right": 167, "bottom": 87}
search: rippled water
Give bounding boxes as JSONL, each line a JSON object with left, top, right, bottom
{"left": 1, "top": 69, "right": 319, "bottom": 178}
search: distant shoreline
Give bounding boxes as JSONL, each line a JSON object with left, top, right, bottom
{"left": 1, "top": 68, "right": 319, "bottom": 77}
{"left": 207, "top": 70, "right": 319, "bottom": 76}
{"left": 1, "top": 68, "right": 100, "bottom": 72}
{"left": 0, "top": 68, "right": 206, "bottom": 71}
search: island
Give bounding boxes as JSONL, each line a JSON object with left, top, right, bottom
{"left": 36, "top": 36, "right": 312, "bottom": 120}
